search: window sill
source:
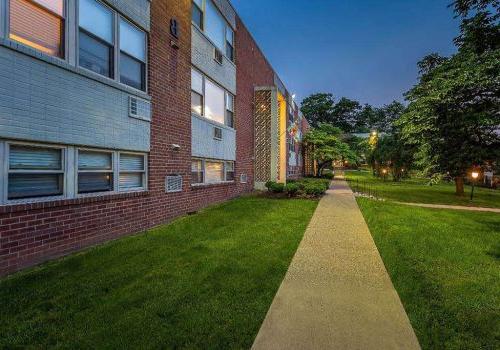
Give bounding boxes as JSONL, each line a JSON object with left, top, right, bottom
{"left": 192, "top": 113, "right": 235, "bottom": 132}
{"left": 0, "top": 191, "right": 150, "bottom": 214}
{"left": 0, "top": 38, "right": 151, "bottom": 101}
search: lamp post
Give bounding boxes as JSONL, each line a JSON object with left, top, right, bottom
{"left": 382, "top": 168, "right": 387, "bottom": 182}
{"left": 470, "top": 171, "right": 479, "bottom": 201}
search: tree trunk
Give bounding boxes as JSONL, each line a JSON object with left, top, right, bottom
{"left": 455, "top": 177, "right": 465, "bottom": 196}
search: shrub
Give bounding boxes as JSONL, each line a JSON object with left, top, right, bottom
{"left": 284, "top": 183, "right": 300, "bottom": 197}
{"left": 265, "top": 181, "right": 274, "bottom": 189}
{"left": 265, "top": 181, "right": 285, "bottom": 193}
{"left": 322, "top": 170, "right": 335, "bottom": 179}
{"left": 303, "top": 182, "right": 328, "bottom": 197}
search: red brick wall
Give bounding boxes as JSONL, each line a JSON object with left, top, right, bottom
{"left": 235, "top": 16, "right": 275, "bottom": 187}
{"left": 0, "top": 2, "right": 258, "bottom": 276}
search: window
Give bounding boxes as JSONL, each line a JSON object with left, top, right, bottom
{"left": 225, "top": 27, "right": 234, "bottom": 61}
{"left": 192, "top": 0, "right": 203, "bottom": 29}
{"left": 9, "top": 0, "right": 65, "bottom": 57}
{"left": 78, "top": 0, "right": 114, "bottom": 78}
{"left": 119, "top": 153, "right": 146, "bottom": 191}
{"left": 204, "top": 79, "right": 225, "bottom": 125}
{"left": 191, "top": 159, "right": 234, "bottom": 185}
{"left": 205, "top": 161, "right": 224, "bottom": 183}
{"left": 191, "top": 159, "right": 204, "bottom": 184}
{"left": 225, "top": 161, "right": 234, "bottom": 181}
{"left": 119, "top": 18, "right": 146, "bottom": 91}
{"left": 77, "top": 150, "right": 113, "bottom": 193}
{"left": 191, "top": 68, "right": 234, "bottom": 127}
{"left": 192, "top": 0, "right": 234, "bottom": 62}
{"left": 225, "top": 93, "right": 234, "bottom": 128}
{"left": 191, "top": 68, "right": 203, "bottom": 116}
{"left": 205, "top": 0, "right": 225, "bottom": 51}
{"left": 8, "top": 145, "right": 64, "bottom": 200}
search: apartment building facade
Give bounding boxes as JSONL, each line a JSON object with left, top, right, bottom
{"left": 0, "top": 0, "right": 308, "bottom": 276}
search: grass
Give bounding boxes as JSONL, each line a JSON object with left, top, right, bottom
{"left": 357, "top": 198, "right": 500, "bottom": 349}
{"left": 0, "top": 195, "right": 318, "bottom": 349}
{"left": 345, "top": 170, "right": 500, "bottom": 208}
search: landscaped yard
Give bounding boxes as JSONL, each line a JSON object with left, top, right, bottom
{"left": 357, "top": 198, "right": 500, "bottom": 349}
{"left": 0, "top": 195, "right": 318, "bottom": 349}
{"left": 345, "top": 170, "right": 500, "bottom": 208}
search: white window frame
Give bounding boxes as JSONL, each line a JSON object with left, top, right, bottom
{"left": 76, "top": 148, "right": 115, "bottom": 196}
{"left": 191, "top": 158, "right": 235, "bottom": 186}
{"left": 0, "top": 140, "right": 148, "bottom": 205}
{"left": 3, "top": 141, "right": 67, "bottom": 204}
{"left": 117, "top": 151, "right": 147, "bottom": 192}
{"left": 191, "top": 67, "right": 234, "bottom": 129}
{"left": 117, "top": 16, "right": 147, "bottom": 91}
{"left": 4, "top": 0, "right": 68, "bottom": 61}
{"left": 191, "top": 158, "right": 205, "bottom": 185}
{"left": 76, "top": 0, "right": 148, "bottom": 93}
{"left": 224, "top": 161, "right": 234, "bottom": 182}
{"left": 191, "top": 0, "right": 235, "bottom": 63}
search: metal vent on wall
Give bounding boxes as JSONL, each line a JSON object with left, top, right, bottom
{"left": 166, "top": 175, "right": 183, "bottom": 193}
{"left": 240, "top": 173, "right": 248, "bottom": 183}
{"left": 214, "top": 48, "right": 223, "bottom": 64}
{"left": 129, "top": 96, "right": 152, "bottom": 122}
{"left": 214, "top": 127, "right": 222, "bottom": 140}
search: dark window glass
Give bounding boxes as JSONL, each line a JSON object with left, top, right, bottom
{"left": 79, "top": 30, "right": 113, "bottom": 78}
{"left": 192, "top": 3, "right": 203, "bottom": 29}
{"left": 226, "top": 42, "right": 234, "bottom": 61}
{"left": 191, "top": 91, "right": 203, "bottom": 115}
{"left": 191, "top": 160, "right": 204, "bottom": 184}
{"left": 120, "top": 52, "right": 145, "bottom": 91}
{"left": 78, "top": 173, "right": 113, "bottom": 193}
{"left": 225, "top": 110, "right": 234, "bottom": 128}
{"left": 8, "top": 174, "right": 63, "bottom": 199}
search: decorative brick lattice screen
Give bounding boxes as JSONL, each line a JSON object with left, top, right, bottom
{"left": 254, "top": 90, "right": 272, "bottom": 182}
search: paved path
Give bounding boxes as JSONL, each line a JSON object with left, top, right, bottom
{"left": 252, "top": 178, "right": 421, "bottom": 350}
{"left": 395, "top": 201, "right": 500, "bottom": 213}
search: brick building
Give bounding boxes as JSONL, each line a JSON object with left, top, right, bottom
{"left": 0, "top": 0, "right": 308, "bottom": 276}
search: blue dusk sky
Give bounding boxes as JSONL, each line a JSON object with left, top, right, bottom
{"left": 230, "top": 0, "right": 461, "bottom": 107}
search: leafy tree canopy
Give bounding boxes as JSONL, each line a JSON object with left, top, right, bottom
{"left": 303, "top": 124, "right": 357, "bottom": 176}
{"left": 300, "top": 93, "right": 335, "bottom": 128}
{"left": 397, "top": 0, "right": 500, "bottom": 195}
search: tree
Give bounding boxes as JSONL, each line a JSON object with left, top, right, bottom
{"left": 451, "top": 0, "right": 499, "bottom": 17}
{"left": 300, "top": 93, "right": 335, "bottom": 128}
{"left": 369, "top": 135, "right": 414, "bottom": 181}
{"left": 303, "top": 124, "right": 357, "bottom": 177}
{"left": 377, "top": 101, "right": 406, "bottom": 133}
{"left": 397, "top": 2, "right": 500, "bottom": 195}
{"left": 330, "top": 97, "right": 362, "bottom": 132}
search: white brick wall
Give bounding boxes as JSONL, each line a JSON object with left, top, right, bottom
{"left": 191, "top": 115, "right": 236, "bottom": 161}
{"left": 0, "top": 46, "right": 150, "bottom": 152}
{"left": 192, "top": 27, "right": 236, "bottom": 95}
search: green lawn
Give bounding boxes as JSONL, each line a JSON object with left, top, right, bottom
{"left": 345, "top": 170, "right": 500, "bottom": 208}
{"left": 357, "top": 198, "right": 500, "bottom": 349}
{"left": 0, "top": 195, "right": 318, "bottom": 349}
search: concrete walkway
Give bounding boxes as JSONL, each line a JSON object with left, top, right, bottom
{"left": 252, "top": 178, "right": 421, "bottom": 350}
{"left": 395, "top": 201, "right": 500, "bottom": 213}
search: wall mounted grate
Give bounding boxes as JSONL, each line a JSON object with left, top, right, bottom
{"left": 166, "top": 175, "right": 183, "bottom": 193}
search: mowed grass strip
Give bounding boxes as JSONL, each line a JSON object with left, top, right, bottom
{"left": 345, "top": 170, "right": 500, "bottom": 208}
{"left": 357, "top": 198, "right": 500, "bottom": 350}
{"left": 0, "top": 195, "right": 318, "bottom": 349}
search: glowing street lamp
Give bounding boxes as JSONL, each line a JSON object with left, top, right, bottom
{"left": 470, "top": 171, "right": 479, "bottom": 201}
{"left": 382, "top": 168, "right": 388, "bottom": 181}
